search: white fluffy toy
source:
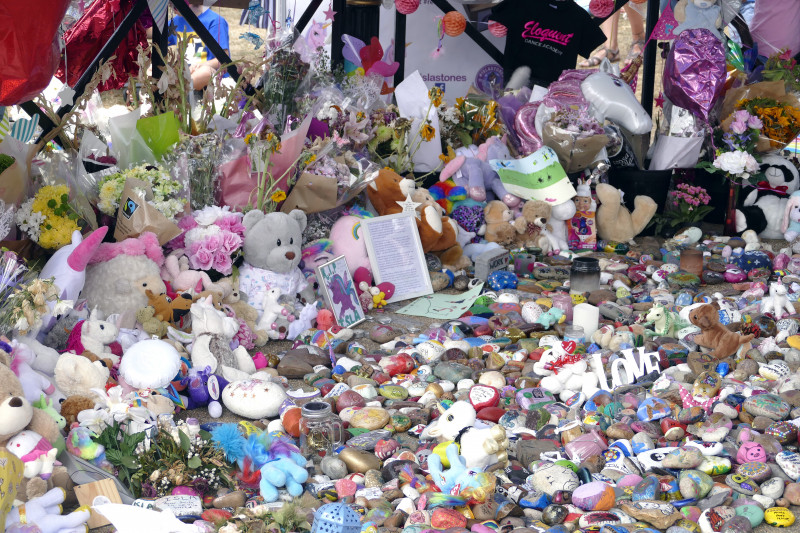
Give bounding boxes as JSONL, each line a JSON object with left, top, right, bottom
{"left": 426, "top": 400, "right": 510, "bottom": 470}
{"left": 534, "top": 340, "right": 599, "bottom": 401}
{"left": 761, "top": 280, "right": 795, "bottom": 318}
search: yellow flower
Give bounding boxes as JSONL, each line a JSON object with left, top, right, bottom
{"left": 274, "top": 142, "right": 282, "bottom": 153}
{"left": 271, "top": 190, "right": 287, "bottom": 203}
{"left": 428, "top": 87, "right": 443, "bottom": 107}
{"left": 244, "top": 133, "right": 254, "bottom": 145}
{"left": 31, "top": 185, "right": 69, "bottom": 215}
{"left": 420, "top": 124, "right": 435, "bottom": 142}
{"left": 439, "top": 146, "right": 456, "bottom": 164}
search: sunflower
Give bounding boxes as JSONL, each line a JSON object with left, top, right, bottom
{"left": 420, "top": 123, "right": 436, "bottom": 142}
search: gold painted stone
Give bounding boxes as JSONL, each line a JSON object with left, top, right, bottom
{"left": 339, "top": 447, "right": 382, "bottom": 473}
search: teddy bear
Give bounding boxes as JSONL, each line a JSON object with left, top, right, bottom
{"left": 366, "top": 169, "right": 461, "bottom": 254}
{"left": 483, "top": 200, "right": 515, "bottom": 246}
{"left": 219, "top": 277, "right": 269, "bottom": 346}
{"left": 54, "top": 352, "right": 111, "bottom": 397}
{"left": 238, "top": 209, "right": 318, "bottom": 338}
{"left": 411, "top": 186, "right": 471, "bottom": 270}
{"left": 161, "top": 252, "right": 218, "bottom": 293}
{"left": 136, "top": 306, "right": 169, "bottom": 338}
{"left": 1, "top": 340, "right": 58, "bottom": 404}
{"left": 64, "top": 308, "right": 122, "bottom": 366}
{"left": 82, "top": 232, "right": 167, "bottom": 329}
{"left": 595, "top": 183, "right": 658, "bottom": 244}
{"left": 673, "top": 0, "right": 723, "bottom": 41}
{"left": 736, "top": 155, "right": 800, "bottom": 239}
{"left": 190, "top": 295, "right": 256, "bottom": 382}
{"left": 533, "top": 341, "right": 600, "bottom": 401}
{"left": 512, "top": 199, "right": 552, "bottom": 250}
{"left": 60, "top": 395, "right": 96, "bottom": 427}
{"left": 0, "top": 351, "right": 71, "bottom": 503}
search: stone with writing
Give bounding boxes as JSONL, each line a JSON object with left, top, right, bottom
{"left": 742, "top": 394, "right": 790, "bottom": 421}
{"left": 776, "top": 450, "right": 800, "bottom": 479}
{"left": 662, "top": 447, "right": 704, "bottom": 469}
{"left": 764, "top": 507, "right": 795, "bottom": 527}
{"left": 699, "top": 507, "right": 736, "bottom": 533}
{"left": 619, "top": 500, "right": 682, "bottom": 529}
{"left": 468, "top": 384, "right": 500, "bottom": 410}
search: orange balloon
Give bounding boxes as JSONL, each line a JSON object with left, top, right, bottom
{"left": 443, "top": 11, "right": 466, "bottom": 37}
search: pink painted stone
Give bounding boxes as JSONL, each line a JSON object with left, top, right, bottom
{"left": 431, "top": 508, "right": 467, "bottom": 529}
{"left": 617, "top": 474, "right": 644, "bottom": 487}
{"left": 468, "top": 384, "right": 500, "bottom": 410}
{"left": 335, "top": 478, "right": 358, "bottom": 497}
{"left": 737, "top": 442, "right": 767, "bottom": 464}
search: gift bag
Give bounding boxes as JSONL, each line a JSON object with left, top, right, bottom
{"left": 0, "top": 0, "right": 71, "bottom": 104}
{"left": 136, "top": 112, "right": 180, "bottom": 159}
{"left": 114, "top": 178, "right": 181, "bottom": 245}
{"left": 0, "top": 137, "right": 33, "bottom": 205}
{"left": 542, "top": 123, "right": 609, "bottom": 174}
{"left": 216, "top": 154, "right": 257, "bottom": 210}
{"left": 648, "top": 135, "right": 704, "bottom": 170}
{"left": 280, "top": 172, "right": 338, "bottom": 214}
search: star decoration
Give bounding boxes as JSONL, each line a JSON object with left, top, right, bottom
{"left": 323, "top": 3, "right": 337, "bottom": 21}
{"left": 655, "top": 92, "right": 665, "bottom": 109}
{"left": 58, "top": 86, "right": 76, "bottom": 107}
{"left": 396, "top": 194, "right": 421, "bottom": 218}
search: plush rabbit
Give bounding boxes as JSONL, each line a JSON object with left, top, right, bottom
{"left": 190, "top": 296, "right": 256, "bottom": 382}
{"left": 782, "top": 191, "right": 800, "bottom": 242}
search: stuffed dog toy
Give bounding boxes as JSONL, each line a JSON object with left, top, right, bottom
{"left": 689, "top": 303, "right": 754, "bottom": 359}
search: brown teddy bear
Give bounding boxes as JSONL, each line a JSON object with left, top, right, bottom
{"left": 0, "top": 351, "right": 71, "bottom": 502}
{"left": 411, "top": 187, "right": 471, "bottom": 270}
{"left": 483, "top": 200, "right": 515, "bottom": 246}
{"left": 595, "top": 183, "right": 657, "bottom": 244}
{"left": 367, "top": 169, "right": 460, "bottom": 253}
{"left": 136, "top": 306, "right": 169, "bottom": 338}
{"left": 60, "top": 395, "right": 95, "bottom": 427}
{"left": 76, "top": 349, "right": 115, "bottom": 370}
{"left": 513, "top": 200, "right": 552, "bottom": 249}
{"left": 220, "top": 277, "right": 269, "bottom": 347}
{"left": 689, "top": 303, "right": 755, "bottom": 359}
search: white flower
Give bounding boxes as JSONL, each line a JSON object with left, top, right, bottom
{"left": 193, "top": 205, "right": 231, "bottom": 226}
{"left": 713, "top": 150, "right": 759, "bottom": 178}
{"left": 14, "top": 316, "right": 29, "bottom": 332}
{"left": 53, "top": 299, "right": 73, "bottom": 315}
{"left": 78, "top": 408, "right": 110, "bottom": 434}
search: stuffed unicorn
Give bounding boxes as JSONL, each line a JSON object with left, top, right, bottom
{"left": 426, "top": 401, "right": 509, "bottom": 470}
{"left": 190, "top": 296, "right": 256, "bottom": 382}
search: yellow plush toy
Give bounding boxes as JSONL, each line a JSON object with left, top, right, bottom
{"left": 595, "top": 183, "right": 657, "bottom": 244}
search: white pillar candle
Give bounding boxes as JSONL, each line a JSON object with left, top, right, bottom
{"left": 573, "top": 303, "right": 600, "bottom": 339}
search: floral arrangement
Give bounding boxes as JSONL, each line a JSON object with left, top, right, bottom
{"left": 171, "top": 206, "right": 245, "bottom": 277}
{"left": 437, "top": 95, "right": 505, "bottom": 150}
{"left": 16, "top": 185, "right": 83, "bottom": 249}
{"left": 98, "top": 165, "right": 186, "bottom": 220}
{"left": 550, "top": 108, "right": 605, "bottom": 138}
{"left": 4, "top": 277, "right": 72, "bottom": 335}
{"left": 736, "top": 97, "right": 800, "bottom": 149}
{"left": 649, "top": 184, "right": 714, "bottom": 235}
{"left": 0, "top": 250, "right": 37, "bottom": 336}
{"left": 215, "top": 500, "right": 314, "bottom": 533}
{"left": 699, "top": 109, "right": 763, "bottom": 183}
{"left": 762, "top": 49, "right": 800, "bottom": 94}
{"left": 132, "top": 425, "right": 234, "bottom": 498}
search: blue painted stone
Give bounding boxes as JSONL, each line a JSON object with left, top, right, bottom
{"left": 633, "top": 475, "right": 661, "bottom": 501}
{"left": 676, "top": 292, "right": 694, "bottom": 307}
{"left": 520, "top": 490, "right": 551, "bottom": 510}
{"left": 637, "top": 397, "right": 672, "bottom": 421}
{"left": 736, "top": 251, "right": 772, "bottom": 272}
{"left": 488, "top": 270, "right": 518, "bottom": 290}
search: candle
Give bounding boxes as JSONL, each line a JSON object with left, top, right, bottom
{"left": 573, "top": 303, "right": 600, "bottom": 339}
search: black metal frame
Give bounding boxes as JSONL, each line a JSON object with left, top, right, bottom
{"left": 24, "top": 0, "right": 672, "bottom": 148}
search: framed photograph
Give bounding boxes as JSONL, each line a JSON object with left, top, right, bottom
{"left": 362, "top": 213, "right": 433, "bottom": 304}
{"left": 316, "top": 255, "right": 367, "bottom": 328}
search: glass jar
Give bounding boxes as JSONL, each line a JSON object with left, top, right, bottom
{"left": 570, "top": 257, "right": 601, "bottom": 294}
{"left": 551, "top": 291, "right": 574, "bottom": 322}
{"left": 680, "top": 249, "right": 703, "bottom": 277}
{"left": 299, "top": 401, "right": 344, "bottom": 461}
{"left": 564, "top": 325, "right": 585, "bottom": 343}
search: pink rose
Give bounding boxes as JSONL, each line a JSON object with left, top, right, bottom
{"left": 178, "top": 215, "right": 198, "bottom": 231}
{"left": 733, "top": 110, "right": 750, "bottom": 123}
{"left": 190, "top": 247, "right": 214, "bottom": 271}
{"left": 213, "top": 251, "right": 233, "bottom": 275}
{"left": 747, "top": 116, "right": 763, "bottom": 130}
{"left": 189, "top": 240, "right": 204, "bottom": 255}
{"left": 204, "top": 234, "right": 223, "bottom": 251}
{"left": 221, "top": 231, "right": 242, "bottom": 254}
{"left": 218, "top": 215, "right": 246, "bottom": 237}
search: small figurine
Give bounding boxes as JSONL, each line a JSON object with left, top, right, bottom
{"left": 568, "top": 178, "right": 597, "bottom": 251}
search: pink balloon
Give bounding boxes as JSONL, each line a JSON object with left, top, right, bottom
{"left": 514, "top": 102, "right": 544, "bottom": 155}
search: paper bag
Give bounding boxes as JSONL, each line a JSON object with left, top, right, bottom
{"left": 648, "top": 135, "right": 704, "bottom": 170}
{"left": 216, "top": 154, "right": 256, "bottom": 210}
{"left": 113, "top": 178, "right": 181, "bottom": 245}
{"left": 541, "top": 122, "right": 608, "bottom": 174}
{"left": 280, "top": 172, "right": 338, "bottom": 214}
{"left": 109, "top": 108, "right": 156, "bottom": 170}
{"left": 0, "top": 136, "right": 33, "bottom": 205}
{"left": 395, "top": 71, "right": 443, "bottom": 173}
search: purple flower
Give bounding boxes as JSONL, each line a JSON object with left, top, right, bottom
{"left": 730, "top": 120, "right": 747, "bottom": 135}
{"left": 734, "top": 110, "right": 751, "bottom": 123}
{"left": 747, "top": 115, "right": 763, "bottom": 130}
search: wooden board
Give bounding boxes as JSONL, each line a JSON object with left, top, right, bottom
{"left": 74, "top": 478, "right": 123, "bottom": 529}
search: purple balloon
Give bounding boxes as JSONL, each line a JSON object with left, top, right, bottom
{"left": 514, "top": 102, "right": 544, "bottom": 155}
{"left": 663, "top": 28, "right": 726, "bottom": 120}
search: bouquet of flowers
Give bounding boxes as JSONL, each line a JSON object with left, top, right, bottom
{"left": 170, "top": 206, "right": 245, "bottom": 277}
{"left": 438, "top": 96, "right": 503, "bottom": 149}
{"left": 542, "top": 107, "right": 609, "bottom": 173}
{"left": 762, "top": 49, "right": 800, "bottom": 94}
{"left": 98, "top": 165, "right": 186, "bottom": 220}
{"left": 3, "top": 277, "right": 72, "bottom": 335}
{"left": 649, "top": 184, "right": 714, "bottom": 235}
{"left": 736, "top": 97, "right": 800, "bottom": 151}
{"left": 16, "top": 185, "right": 85, "bottom": 250}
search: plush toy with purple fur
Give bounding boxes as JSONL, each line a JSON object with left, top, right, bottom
{"left": 440, "top": 136, "right": 521, "bottom": 208}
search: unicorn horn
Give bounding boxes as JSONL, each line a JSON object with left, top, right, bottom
{"left": 67, "top": 226, "right": 108, "bottom": 272}
{"left": 436, "top": 402, "right": 447, "bottom": 414}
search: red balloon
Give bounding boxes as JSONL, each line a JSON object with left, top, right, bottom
{"left": 0, "top": 0, "right": 71, "bottom": 105}
{"left": 443, "top": 11, "right": 467, "bottom": 37}
{"left": 396, "top": 0, "right": 420, "bottom": 15}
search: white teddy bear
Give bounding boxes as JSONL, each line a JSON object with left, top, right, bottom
{"left": 257, "top": 287, "right": 296, "bottom": 340}
{"left": 534, "top": 341, "right": 599, "bottom": 401}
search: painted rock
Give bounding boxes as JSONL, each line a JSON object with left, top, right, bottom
{"left": 663, "top": 447, "right": 704, "bottom": 469}
{"left": 764, "top": 507, "right": 795, "bottom": 527}
{"left": 725, "top": 473, "right": 759, "bottom": 496}
{"left": 530, "top": 463, "right": 580, "bottom": 496}
{"left": 734, "top": 505, "right": 764, "bottom": 528}
{"left": 765, "top": 420, "right": 797, "bottom": 444}
{"left": 698, "top": 456, "right": 732, "bottom": 476}
{"left": 637, "top": 397, "right": 672, "bottom": 422}
{"left": 542, "top": 504, "right": 569, "bottom": 525}
{"left": 736, "top": 442, "right": 767, "bottom": 464}
{"left": 468, "top": 384, "right": 500, "bottom": 410}
{"left": 572, "top": 481, "right": 615, "bottom": 511}
{"left": 349, "top": 407, "right": 391, "bottom": 430}
{"left": 680, "top": 470, "right": 714, "bottom": 499}
{"left": 430, "top": 508, "right": 467, "bottom": 529}
{"left": 760, "top": 477, "right": 785, "bottom": 500}
{"left": 379, "top": 385, "right": 408, "bottom": 400}
{"left": 776, "top": 450, "right": 800, "bottom": 479}
{"left": 742, "top": 394, "right": 790, "bottom": 421}
{"left": 735, "top": 462, "right": 772, "bottom": 483}
{"left": 699, "top": 507, "right": 736, "bottom": 533}
{"left": 221, "top": 379, "right": 288, "bottom": 419}
{"left": 634, "top": 476, "right": 662, "bottom": 501}
{"left": 721, "top": 515, "right": 753, "bottom": 533}
{"left": 619, "top": 500, "right": 681, "bottom": 529}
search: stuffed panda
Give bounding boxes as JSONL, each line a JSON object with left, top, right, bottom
{"left": 735, "top": 155, "right": 800, "bottom": 239}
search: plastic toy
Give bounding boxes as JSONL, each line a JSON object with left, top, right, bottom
{"left": 427, "top": 401, "right": 509, "bottom": 470}
{"left": 427, "top": 442, "right": 495, "bottom": 505}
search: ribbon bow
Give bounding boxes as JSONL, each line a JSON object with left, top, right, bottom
{"left": 756, "top": 181, "right": 789, "bottom": 195}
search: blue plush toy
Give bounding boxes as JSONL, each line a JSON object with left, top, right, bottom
{"left": 212, "top": 424, "right": 309, "bottom": 502}
{"left": 536, "top": 307, "right": 564, "bottom": 328}
{"left": 427, "top": 443, "right": 494, "bottom": 506}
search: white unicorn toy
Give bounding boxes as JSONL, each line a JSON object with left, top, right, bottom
{"left": 761, "top": 280, "right": 794, "bottom": 319}
{"left": 190, "top": 295, "right": 256, "bottom": 382}
{"left": 427, "top": 401, "right": 510, "bottom": 470}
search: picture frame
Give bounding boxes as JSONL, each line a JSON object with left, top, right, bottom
{"left": 362, "top": 213, "right": 433, "bottom": 304}
{"left": 316, "top": 255, "right": 367, "bottom": 328}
